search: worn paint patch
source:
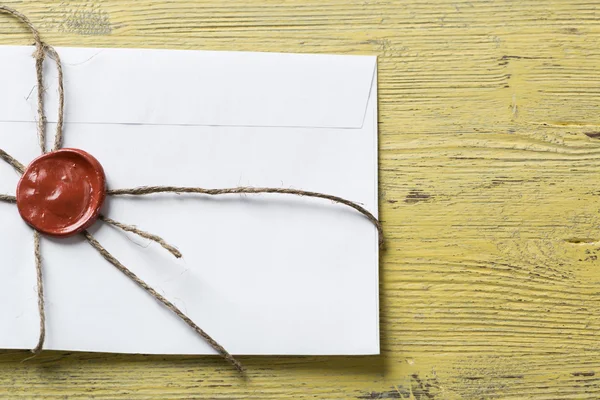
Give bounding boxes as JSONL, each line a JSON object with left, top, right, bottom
{"left": 572, "top": 371, "right": 596, "bottom": 377}
{"left": 564, "top": 238, "right": 599, "bottom": 245}
{"left": 585, "top": 132, "right": 600, "bottom": 139}
{"left": 404, "top": 190, "right": 432, "bottom": 204}
{"left": 358, "top": 390, "right": 404, "bottom": 399}
{"left": 359, "top": 374, "right": 440, "bottom": 399}
{"left": 47, "top": 1, "right": 112, "bottom": 35}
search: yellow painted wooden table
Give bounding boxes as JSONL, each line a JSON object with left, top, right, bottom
{"left": 1, "top": 0, "right": 599, "bottom": 398}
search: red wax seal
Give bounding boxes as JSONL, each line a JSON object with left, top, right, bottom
{"left": 16, "top": 148, "right": 106, "bottom": 238}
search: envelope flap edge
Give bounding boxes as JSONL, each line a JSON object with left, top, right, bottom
{"left": 0, "top": 46, "right": 377, "bottom": 129}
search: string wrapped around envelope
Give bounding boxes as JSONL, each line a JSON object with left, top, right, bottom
{"left": 0, "top": 6, "right": 383, "bottom": 373}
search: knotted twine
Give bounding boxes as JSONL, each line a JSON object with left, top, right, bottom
{"left": 0, "top": 6, "right": 383, "bottom": 373}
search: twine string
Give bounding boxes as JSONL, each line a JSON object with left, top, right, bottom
{"left": 109, "top": 186, "right": 384, "bottom": 246}
{"left": 99, "top": 214, "right": 182, "bottom": 259}
{"left": 0, "top": 5, "right": 383, "bottom": 373}
{"left": 44, "top": 45, "right": 65, "bottom": 152}
{"left": 0, "top": 148, "right": 46, "bottom": 356}
{"left": 0, "top": 149, "right": 25, "bottom": 174}
{"left": 0, "top": 194, "right": 16, "bottom": 203}
{"left": 34, "top": 43, "right": 45, "bottom": 154}
{"left": 83, "top": 230, "right": 244, "bottom": 373}
{"left": 31, "top": 230, "right": 45, "bottom": 355}
{"left": 0, "top": 6, "right": 64, "bottom": 153}
{"left": 0, "top": 6, "right": 44, "bottom": 153}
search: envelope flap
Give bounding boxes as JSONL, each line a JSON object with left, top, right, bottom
{"left": 0, "top": 46, "right": 376, "bottom": 129}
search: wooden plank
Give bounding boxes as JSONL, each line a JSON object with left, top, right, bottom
{"left": 1, "top": 0, "right": 600, "bottom": 398}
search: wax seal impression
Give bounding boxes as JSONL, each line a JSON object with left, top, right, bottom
{"left": 16, "top": 148, "right": 106, "bottom": 237}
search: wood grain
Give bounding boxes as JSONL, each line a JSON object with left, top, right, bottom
{"left": 1, "top": 0, "right": 600, "bottom": 398}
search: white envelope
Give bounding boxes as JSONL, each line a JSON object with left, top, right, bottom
{"left": 0, "top": 46, "right": 379, "bottom": 355}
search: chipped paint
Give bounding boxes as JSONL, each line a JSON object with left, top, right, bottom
{"left": 47, "top": 1, "right": 112, "bottom": 35}
{"left": 404, "top": 190, "right": 432, "bottom": 204}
